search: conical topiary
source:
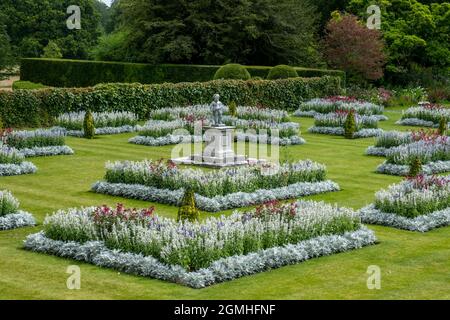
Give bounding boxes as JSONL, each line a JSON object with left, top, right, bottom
{"left": 177, "top": 189, "right": 200, "bottom": 222}
{"left": 438, "top": 117, "right": 447, "bottom": 136}
{"left": 344, "top": 110, "right": 356, "bottom": 139}
{"left": 228, "top": 101, "right": 237, "bottom": 117}
{"left": 83, "top": 110, "right": 95, "bottom": 139}
{"left": 409, "top": 157, "right": 422, "bottom": 177}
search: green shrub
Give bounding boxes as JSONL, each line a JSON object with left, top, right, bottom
{"left": 267, "top": 65, "right": 299, "bottom": 80}
{"left": 409, "top": 157, "right": 422, "bottom": 177}
{"left": 344, "top": 110, "right": 356, "bottom": 139}
{"left": 20, "top": 58, "right": 346, "bottom": 88}
{"left": 83, "top": 111, "right": 95, "bottom": 139}
{"left": 228, "top": 101, "right": 237, "bottom": 117}
{"left": 0, "top": 76, "right": 341, "bottom": 127}
{"left": 213, "top": 64, "right": 251, "bottom": 80}
{"left": 177, "top": 189, "right": 200, "bottom": 222}
{"left": 438, "top": 117, "right": 448, "bottom": 136}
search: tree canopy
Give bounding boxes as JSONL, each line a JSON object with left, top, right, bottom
{"left": 0, "top": 0, "right": 102, "bottom": 59}
{"left": 347, "top": 0, "right": 450, "bottom": 82}
{"left": 106, "top": 0, "right": 323, "bottom": 66}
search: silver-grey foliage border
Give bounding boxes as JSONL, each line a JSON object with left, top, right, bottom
{"left": 18, "top": 146, "right": 74, "bottom": 157}
{"left": 0, "top": 211, "right": 36, "bottom": 230}
{"left": 360, "top": 205, "right": 450, "bottom": 232}
{"left": 308, "top": 127, "right": 383, "bottom": 138}
{"left": 365, "top": 146, "right": 389, "bottom": 156}
{"left": 395, "top": 118, "right": 445, "bottom": 128}
{"left": 24, "top": 227, "right": 376, "bottom": 288}
{"left": 376, "top": 160, "right": 450, "bottom": 176}
{"left": 0, "top": 162, "right": 37, "bottom": 176}
{"left": 64, "top": 125, "right": 138, "bottom": 137}
{"left": 92, "top": 180, "right": 340, "bottom": 212}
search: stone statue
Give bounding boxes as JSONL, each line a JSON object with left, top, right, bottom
{"left": 210, "top": 94, "right": 225, "bottom": 126}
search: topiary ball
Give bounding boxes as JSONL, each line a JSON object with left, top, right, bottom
{"left": 266, "top": 65, "right": 298, "bottom": 80}
{"left": 213, "top": 64, "right": 251, "bottom": 81}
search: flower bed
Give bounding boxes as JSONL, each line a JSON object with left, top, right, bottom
{"left": 1, "top": 128, "right": 73, "bottom": 157}
{"left": 92, "top": 159, "right": 339, "bottom": 211}
{"left": 396, "top": 103, "right": 450, "bottom": 127}
{"left": 308, "top": 111, "right": 383, "bottom": 138}
{"left": 0, "top": 190, "right": 36, "bottom": 230}
{"left": 55, "top": 111, "right": 139, "bottom": 136}
{"left": 360, "top": 175, "right": 450, "bottom": 231}
{"left": 366, "top": 131, "right": 413, "bottom": 156}
{"left": 0, "top": 147, "right": 37, "bottom": 176}
{"left": 376, "top": 136, "right": 450, "bottom": 175}
{"left": 366, "top": 129, "right": 445, "bottom": 156}
{"left": 130, "top": 105, "right": 303, "bottom": 146}
{"left": 294, "top": 96, "right": 387, "bottom": 120}
{"left": 150, "top": 105, "right": 290, "bottom": 123}
{"left": 24, "top": 201, "right": 375, "bottom": 287}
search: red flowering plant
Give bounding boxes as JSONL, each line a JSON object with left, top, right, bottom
{"left": 92, "top": 203, "right": 155, "bottom": 230}
{"left": 422, "top": 103, "right": 444, "bottom": 111}
{"left": 252, "top": 200, "right": 298, "bottom": 220}
{"left": 406, "top": 174, "right": 449, "bottom": 190}
{"left": 378, "top": 88, "right": 393, "bottom": 105}
{"left": 325, "top": 96, "right": 360, "bottom": 104}
{"left": 183, "top": 114, "right": 206, "bottom": 134}
{"left": 411, "top": 129, "right": 448, "bottom": 144}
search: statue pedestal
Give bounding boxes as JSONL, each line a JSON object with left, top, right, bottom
{"left": 172, "top": 125, "right": 260, "bottom": 168}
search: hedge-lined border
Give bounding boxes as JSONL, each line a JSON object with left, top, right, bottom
{"left": 24, "top": 227, "right": 374, "bottom": 288}
{"left": 360, "top": 205, "right": 450, "bottom": 232}
{"left": 91, "top": 180, "right": 340, "bottom": 212}
{"left": 0, "top": 162, "right": 37, "bottom": 176}
{"left": 20, "top": 58, "right": 346, "bottom": 88}
{"left": 0, "top": 77, "right": 342, "bottom": 128}
{"left": 0, "top": 211, "right": 36, "bottom": 231}
{"left": 376, "top": 160, "right": 450, "bottom": 176}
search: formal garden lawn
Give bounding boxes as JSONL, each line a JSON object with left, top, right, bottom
{"left": 0, "top": 108, "right": 449, "bottom": 299}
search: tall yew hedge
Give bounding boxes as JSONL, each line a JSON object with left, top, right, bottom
{"left": 0, "top": 76, "right": 342, "bottom": 127}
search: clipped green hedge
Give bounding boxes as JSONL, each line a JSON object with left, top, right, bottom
{"left": 0, "top": 76, "right": 342, "bottom": 128}
{"left": 20, "top": 58, "right": 346, "bottom": 88}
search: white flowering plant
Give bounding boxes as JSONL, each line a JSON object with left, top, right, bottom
{"left": 0, "top": 147, "right": 25, "bottom": 164}
{"left": 384, "top": 137, "right": 450, "bottom": 166}
{"left": 0, "top": 190, "right": 36, "bottom": 230}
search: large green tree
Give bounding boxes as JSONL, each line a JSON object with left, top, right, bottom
{"left": 0, "top": 0, "right": 102, "bottom": 59}
{"left": 110, "top": 0, "right": 323, "bottom": 66}
{"left": 347, "top": 0, "right": 450, "bottom": 83}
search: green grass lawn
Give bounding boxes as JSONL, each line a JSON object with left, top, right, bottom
{"left": 0, "top": 108, "right": 449, "bottom": 299}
